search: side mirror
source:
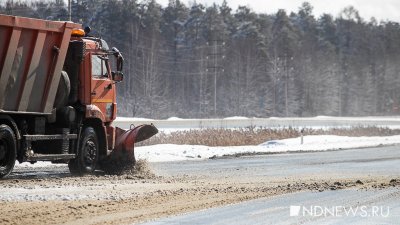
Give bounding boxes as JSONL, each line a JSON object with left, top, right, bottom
{"left": 112, "top": 71, "right": 124, "bottom": 82}
{"left": 112, "top": 47, "right": 124, "bottom": 72}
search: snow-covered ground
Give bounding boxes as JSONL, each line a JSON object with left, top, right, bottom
{"left": 135, "top": 135, "right": 400, "bottom": 162}
{"left": 14, "top": 134, "right": 400, "bottom": 168}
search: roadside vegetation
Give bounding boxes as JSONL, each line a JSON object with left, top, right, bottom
{"left": 138, "top": 126, "right": 400, "bottom": 147}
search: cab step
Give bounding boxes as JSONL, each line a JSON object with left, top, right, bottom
{"left": 26, "top": 153, "right": 76, "bottom": 161}
{"left": 24, "top": 134, "right": 77, "bottom": 141}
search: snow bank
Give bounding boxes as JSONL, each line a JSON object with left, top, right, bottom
{"left": 223, "top": 116, "right": 249, "bottom": 120}
{"left": 166, "top": 117, "right": 184, "bottom": 120}
{"left": 135, "top": 135, "right": 400, "bottom": 162}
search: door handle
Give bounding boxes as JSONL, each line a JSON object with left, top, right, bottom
{"left": 91, "top": 91, "right": 96, "bottom": 96}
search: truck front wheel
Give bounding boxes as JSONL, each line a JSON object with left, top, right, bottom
{"left": 69, "top": 127, "right": 98, "bottom": 175}
{"left": 0, "top": 124, "right": 17, "bottom": 178}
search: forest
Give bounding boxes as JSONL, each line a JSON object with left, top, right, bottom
{"left": 2, "top": 0, "right": 400, "bottom": 118}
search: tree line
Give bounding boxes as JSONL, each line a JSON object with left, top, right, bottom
{"left": 2, "top": 0, "right": 400, "bottom": 118}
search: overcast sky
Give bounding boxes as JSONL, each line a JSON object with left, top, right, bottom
{"left": 157, "top": 0, "right": 400, "bottom": 22}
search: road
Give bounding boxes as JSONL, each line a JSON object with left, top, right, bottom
{"left": 139, "top": 188, "right": 400, "bottom": 225}
{"left": 152, "top": 145, "right": 400, "bottom": 182}
{"left": 140, "top": 146, "right": 400, "bottom": 224}
{"left": 0, "top": 146, "right": 399, "bottom": 224}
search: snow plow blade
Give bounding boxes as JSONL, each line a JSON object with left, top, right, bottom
{"left": 114, "top": 124, "right": 158, "bottom": 154}
{"left": 99, "top": 124, "right": 158, "bottom": 174}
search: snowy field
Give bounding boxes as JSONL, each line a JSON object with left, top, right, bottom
{"left": 134, "top": 135, "right": 400, "bottom": 162}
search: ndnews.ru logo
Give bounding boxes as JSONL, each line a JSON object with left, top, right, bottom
{"left": 290, "top": 205, "right": 390, "bottom": 217}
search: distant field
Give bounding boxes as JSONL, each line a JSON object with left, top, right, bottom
{"left": 115, "top": 116, "right": 400, "bottom": 130}
{"left": 138, "top": 126, "right": 400, "bottom": 147}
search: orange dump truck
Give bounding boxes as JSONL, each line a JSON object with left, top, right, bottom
{"left": 0, "top": 14, "right": 157, "bottom": 178}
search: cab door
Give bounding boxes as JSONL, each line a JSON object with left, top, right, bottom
{"left": 90, "top": 53, "right": 115, "bottom": 122}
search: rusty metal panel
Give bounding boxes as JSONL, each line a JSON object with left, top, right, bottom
{"left": 18, "top": 31, "right": 46, "bottom": 111}
{"left": 0, "top": 14, "right": 81, "bottom": 114}
{"left": 0, "top": 26, "right": 12, "bottom": 73}
{"left": 3, "top": 28, "right": 37, "bottom": 111}
{"left": 29, "top": 30, "right": 63, "bottom": 112}
{"left": 0, "top": 28, "right": 21, "bottom": 108}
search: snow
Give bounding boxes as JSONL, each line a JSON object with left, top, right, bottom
{"left": 223, "top": 116, "right": 249, "bottom": 120}
{"left": 135, "top": 135, "right": 400, "bottom": 162}
{"left": 15, "top": 161, "right": 66, "bottom": 168}
{"left": 166, "top": 117, "right": 184, "bottom": 120}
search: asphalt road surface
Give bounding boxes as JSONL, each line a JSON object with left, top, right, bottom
{"left": 2, "top": 145, "right": 399, "bottom": 225}
{"left": 143, "top": 146, "right": 400, "bottom": 224}
{"left": 140, "top": 188, "right": 400, "bottom": 225}
{"left": 152, "top": 145, "right": 400, "bottom": 181}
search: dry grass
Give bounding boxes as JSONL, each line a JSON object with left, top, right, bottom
{"left": 137, "top": 126, "right": 400, "bottom": 147}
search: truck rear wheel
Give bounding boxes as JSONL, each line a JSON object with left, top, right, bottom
{"left": 0, "top": 124, "right": 17, "bottom": 178}
{"left": 68, "top": 127, "right": 98, "bottom": 175}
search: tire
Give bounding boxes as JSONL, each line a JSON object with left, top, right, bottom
{"left": 68, "top": 127, "right": 98, "bottom": 175}
{"left": 54, "top": 71, "right": 70, "bottom": 109}
{"left": 0, "top": 124, "right": 17, "bottom": 178}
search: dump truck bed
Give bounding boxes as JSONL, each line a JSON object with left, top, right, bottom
{"left": 0, "top": 14, "right": 81, "bottom": 114}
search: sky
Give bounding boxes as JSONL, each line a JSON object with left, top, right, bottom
{"left": 157, "top": 0, "right": 400, "bottom": 23}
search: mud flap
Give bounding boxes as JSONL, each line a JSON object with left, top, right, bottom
{"left": 99, "top": 124, "right": 158, "bottom": 174}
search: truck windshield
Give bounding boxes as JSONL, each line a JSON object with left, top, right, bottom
{"left": 91, "top": 55, "right": 108, "bottom": 77}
